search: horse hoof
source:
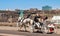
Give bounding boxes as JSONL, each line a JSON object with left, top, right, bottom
{"left": 17, "top": 29, "right": 23, "bottom": 32}
{"left": 29, "top": 31, "right": 33, "bottom": 33}
{"left": 18, "top": 30, "right": 21, "bottom": 31}
{"left": 29, "top": 30, "right": 34, "bottom": 33}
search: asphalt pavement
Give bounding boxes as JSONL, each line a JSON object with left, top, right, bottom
{"left": 0, "top": 26, "right": 60, "bottom": 36}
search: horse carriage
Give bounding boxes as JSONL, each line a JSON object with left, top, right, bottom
{"left": 17, "top": 14, "right": 55, "bottom": 34}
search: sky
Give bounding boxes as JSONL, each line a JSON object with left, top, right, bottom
{"left": 0, "top": 0, "right": 60, "bottom": 10}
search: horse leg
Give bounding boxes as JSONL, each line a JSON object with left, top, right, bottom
{"left": 29, "top": 22, "right": 34, "bottom": 33}
{"left": 39, "top": 22, "right": 44, "bottom": 32}
{"left": 19, "top": 25, "right": 23, "bottom": 30}
{"left": 43, "top": 26, "right": 48, "bottom": 34}
{"left": 23, "top": 24, "right": 27, "bottom": 31}
{"left": 19, "top": 22, "right": 23, "bottom": 31}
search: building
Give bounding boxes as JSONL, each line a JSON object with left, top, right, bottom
{"left": 42, "top": 5, "right": 52, "bottom": 11}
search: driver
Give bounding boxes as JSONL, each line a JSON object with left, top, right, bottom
{"left": 34, "top": 13, "right": 41, "bottom": 22}
{"left": 34, "top": 13, "right": 41, "bottom": 28}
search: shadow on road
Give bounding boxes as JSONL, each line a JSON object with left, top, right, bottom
{"left": 34, "top": 31, "right": 43, "bottom": 34}
{"left": 18, "top": 30, "right": 29, "bottom": 32}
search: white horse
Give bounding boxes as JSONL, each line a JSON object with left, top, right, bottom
{"left": 17, "top": 17, "right": 34, "bottom": 32}
{"left": 17, "top": 17, "right": 47, "bottom": 33}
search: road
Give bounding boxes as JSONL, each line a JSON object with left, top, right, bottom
{"left": 0, "top": 30, "right": 60, "bottom": 36}
{"left": 0, "top": 26, "right": 60, "bottom": 36}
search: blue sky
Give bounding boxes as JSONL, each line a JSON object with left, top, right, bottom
{"left": 0, "top": 0, "right": 60, "bottom": 10}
